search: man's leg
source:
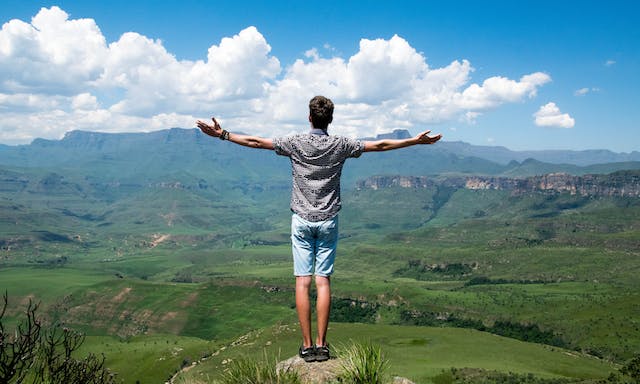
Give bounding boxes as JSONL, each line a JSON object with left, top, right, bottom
{"left": 291, "top": 214, "right": 315, "bottom": 350}
{"left": 295, "top": 275, "right": 313, "bottom": 348}
{"left": 315, "top": 275, "right": 331, "bottom": 347}
{"left": 314, "top": 215, "right": 338, "bottom": 352}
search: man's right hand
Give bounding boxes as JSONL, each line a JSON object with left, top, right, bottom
{"left": 414, "top": 130, "right": 442, "bottom": 145}
{"left": 196, "top": 117, "right": 223, "bottom": 138}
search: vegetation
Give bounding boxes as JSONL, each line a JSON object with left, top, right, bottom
{"left": 337, "top": 342, "right": 389, "bottom": 384}
{"left": 0, "top": 292, "right": 117, "bottom": 384}
{"left": 621, "top": 355, "right": 640, "bottom": 384}
{"left": 1, "top": 130, "right": 639, "bottom": 382}
{"left": 433, "top": 367, "right": 573, "bottom": 384}
{"left": 215, "top": 352, "right": 300, "bottom": 384}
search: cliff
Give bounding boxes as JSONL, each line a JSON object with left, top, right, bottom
{"left": 356, "top": 170, "right": 640, "bottom": 197}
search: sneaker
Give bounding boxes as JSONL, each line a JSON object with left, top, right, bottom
{"left": 299, "top": 345, "right": 316, "bottom": 362}
{"left": 315, "top": 344, "right": 330, "bottom": 362}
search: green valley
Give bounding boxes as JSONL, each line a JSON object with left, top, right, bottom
{"left": 1, "top": 129, "right": 639, "bottom": 383}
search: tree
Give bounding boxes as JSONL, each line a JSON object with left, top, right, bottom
{"left": 0, "top": 292, "right": 41, "bottom": 383}
{"left": 0, "top": 292, "right": 118, "bottom": 383}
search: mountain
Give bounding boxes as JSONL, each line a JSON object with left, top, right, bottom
{"left": 438, "top": 140, "right": 640, "bottom": 166}
{"left": 0, "top": 129, "right": 639, "bottom": 189}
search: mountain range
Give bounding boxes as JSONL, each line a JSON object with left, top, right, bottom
{"left": 1, "top": 128, "right": 639, "bottom": 189}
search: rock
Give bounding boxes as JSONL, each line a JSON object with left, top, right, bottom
{"left": 276, "top": 355, "right": 343, "bottom": 384}
{"left": 276, "top": 356, "right": 416, "bottom": 384}
{"left": 393, "top": 376, "right": 416, "bottom": 384}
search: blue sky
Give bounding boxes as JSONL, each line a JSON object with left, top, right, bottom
{"left": 0, "top": 0, "right": 638, "bottom": 152}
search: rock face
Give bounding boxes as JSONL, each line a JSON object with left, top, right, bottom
{"left": 357, "top": 175, "right": 437, "bottom": 190}
{"left": 356, "top": 171, "right": 640, "bottom": 197}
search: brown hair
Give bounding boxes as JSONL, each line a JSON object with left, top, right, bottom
{"left": 309, "top": 96, "right": 334, "bottom": 129}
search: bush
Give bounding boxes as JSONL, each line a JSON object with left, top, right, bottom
{"left": 337, "top": 342, "right": 389, "bottom": 384}
{"left": 330, "top": 298, "right": 379, "bottom": 323}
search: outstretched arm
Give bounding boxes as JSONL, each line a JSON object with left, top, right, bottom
{"left": 196, "top": 117, "right": 274, "bottom": 150}
{"left": 364, "top": 130, "right": 442, "bottom": 152}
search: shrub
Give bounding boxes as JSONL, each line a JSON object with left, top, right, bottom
{"left": 337, "top": 341, "right": 389, "bottom": 384}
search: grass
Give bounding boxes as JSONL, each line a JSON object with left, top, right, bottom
{"left": 177, "top": 322, "right": 617, "bottom": 384}
{"left": 337, "top": 341, "right": 390, "bottom": 384}
{"left": 215, "top": 351, "right": 301, "bottom": 384}
{"left": 78, "top": 334, "right": 216, "bottom": 384}
{"left": 2, "top": 176, "right": 639, "bottom": 381}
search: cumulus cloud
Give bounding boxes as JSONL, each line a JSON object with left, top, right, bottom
{"left": 533, "top": 102, "right": 575, "bottom": 128}
{"left": 0, "top": 6, "right": 552, "bottom": 144}
{"left": 0, "top": 6, "right": 107, "bottom": 94}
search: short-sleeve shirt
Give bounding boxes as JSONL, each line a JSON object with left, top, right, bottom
{"left": 273, "top": 130, "right": 365, "bottom": 222}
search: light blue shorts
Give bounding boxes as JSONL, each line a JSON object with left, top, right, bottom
{"left": 291, "top": 213, "right": 339, "bottom": 277}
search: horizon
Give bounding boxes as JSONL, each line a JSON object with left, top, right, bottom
{"left": 2, "top": 126, "right": 638, "bottom": 155}
{"left": 0, "top": 1, "right": 638, "bottom": 152}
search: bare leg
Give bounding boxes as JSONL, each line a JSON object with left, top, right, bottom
{"left": 296, "top": 275, "right": 313, "bottom": 348}
{"left": 315, "top": 275, "right": 331, "bottom": 346}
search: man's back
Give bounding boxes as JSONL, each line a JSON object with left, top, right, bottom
{"left": 273, "top": 133, "right": 364, "bottom": 222}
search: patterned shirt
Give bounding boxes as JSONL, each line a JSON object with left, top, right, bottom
{"left": 273, "top": 130, "right": 365, "bottom": 222}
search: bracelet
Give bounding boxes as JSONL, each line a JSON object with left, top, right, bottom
{"left": 219, "top": 130, "right": 230, "bottom": 141}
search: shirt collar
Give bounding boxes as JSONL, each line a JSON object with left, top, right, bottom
{"left": 310, "top": 128, "right": 328, "bottom": 136}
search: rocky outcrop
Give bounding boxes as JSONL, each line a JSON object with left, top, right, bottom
{"left": 276, "top": 356, "right": 416, "bottom": 384}
{"left": 276, "top": 356, "right": 344, "bottom": 384}
{"left": 357, "top": 175, "right": 437, "bottom": 190}
{"left": 357, "top": 170, "right": 640, "bottom": 197}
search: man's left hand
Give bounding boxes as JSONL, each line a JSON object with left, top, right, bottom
{"left": 196, "top": 117, "right": 223, "bottom": 138}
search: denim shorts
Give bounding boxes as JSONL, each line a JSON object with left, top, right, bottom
{"left": 291, "top": 213, "right": 339, "bottom": 277}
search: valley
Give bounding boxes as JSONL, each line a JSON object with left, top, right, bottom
{"left": 1, "top": 129, "right": 639, "bottom": 383}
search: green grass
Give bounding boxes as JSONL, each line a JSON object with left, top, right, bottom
{"left": 2, "top": 177, "right": 639, "bottom": 381}
{"left": 178, "top": 322, "right": 617, "bottom": 384}
{"left": 0, "top": 267, "right": 115, "bottom": 326}
{"left": 338, "top": 341, "right": 390, "bottom": 384}
{"left": 78, "top": 334, "right": 216, "bottom": 384}
{"left": 214, "top": 352, "right": 301, "bottom": 384}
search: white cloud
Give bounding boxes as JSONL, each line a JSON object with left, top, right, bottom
{"left": 455, "top": 72, "right": 550, "bottom": 110}
{"left": 0, "top": 6, "right": 107, "bottom": 94}
{"left": 344, "top": 35, "right": 427, "bottom": 102}
{"left": 71, "top": 93, "right": 99, "bottom": 110}
{"left": 605, "top": 59, "right": 616, "bottom": 67}
{"left": 574, "top": 87, "right": 590, "bottom": 96}
{"left": 463, "top": 111, "right": 481, "bottom": 124}
{"left": 0, "top": 6, "right": 553, "bottom": 144}
{"left": 533, "top": 102, "right": 575, "bottom": 128}
{"left": 574, "top": 87, "right": 600, "bottom": 96}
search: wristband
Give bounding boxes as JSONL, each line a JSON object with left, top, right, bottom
{"left": 220, "top": 130, "right": 230, "bottom": 140}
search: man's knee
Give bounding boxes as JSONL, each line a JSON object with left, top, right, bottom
{"left": 296, "top": 275, "right": 313, "bottom": 289}
{"left": 315, "top": 275, "right": 331, "bottom": 288}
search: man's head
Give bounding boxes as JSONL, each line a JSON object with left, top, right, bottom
{"left": 309, "top": 96, "right": 334, "bottom": 129}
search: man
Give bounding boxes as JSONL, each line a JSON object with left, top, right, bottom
{"left": 196, "top": 96, "right": 441, "bottom": 362}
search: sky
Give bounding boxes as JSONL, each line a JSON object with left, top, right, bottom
{"left": 0, "top": 0, "right": 638, "bottom": 152}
